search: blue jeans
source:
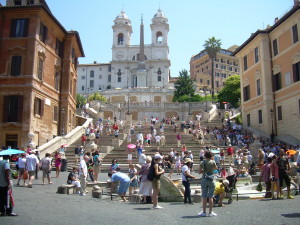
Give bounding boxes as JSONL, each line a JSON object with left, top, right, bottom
{"left": 201, "top": 178, "right": 215, "bottom": 198}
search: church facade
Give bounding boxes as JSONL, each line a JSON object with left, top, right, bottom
{"left": 77, "top": 9, "right": 174, "bottom": 103}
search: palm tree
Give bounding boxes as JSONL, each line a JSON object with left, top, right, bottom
{"left": 203, "top": 37, "right": 222, "bottom": 98}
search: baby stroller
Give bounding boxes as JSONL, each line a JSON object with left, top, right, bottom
{"left": 225, "top": 174, "right": 237, "bottom": 204}
{"left": 248, "top": 162, "right": 256, "bottom": 175}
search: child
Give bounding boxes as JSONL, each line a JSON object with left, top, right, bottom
{"left": 128, "top": 164, "right": 138, "bottom": 199}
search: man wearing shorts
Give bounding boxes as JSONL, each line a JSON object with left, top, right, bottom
{"left": 108, "top": 169, "right": 130, "bottom": 202}
{"left": 25, "top": 150, "right": 39, "bottom": 188}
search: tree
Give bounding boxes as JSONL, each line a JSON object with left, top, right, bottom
{"left": 203, "top": 37, "right": 222, "bottom": 98}
{"left": 76, "top": 94, "right": 87, "bottom": 108}
{"left": 87, "top": 92, "right": 107, "bottom": 102}
{"left": 173, "top": 69, "right": 195, "bottom": 102}
{"left": 218, "top": 75, "right": 241, "bottom": 108}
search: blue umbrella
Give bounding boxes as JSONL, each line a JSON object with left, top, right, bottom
{"left": 0, "top": 149, "right": 26, "bottom": 156}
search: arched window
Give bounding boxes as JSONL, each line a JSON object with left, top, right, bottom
{"left": 136, "top": 53, "right": 147, "bottom": 61}
{"left": 156, "top": 31, "right": 163, "bottom": 44}
{"left": 157, "top": 68, "right": 162, "bottom": 81}
{"left": 118, "top": 33, "right": 124, "bottom": 45}
{"left": 132, "top": 55, "right": 136, "bottom": 61}
{"left": 117, "top": 69, "right": 122, "bottom": 82}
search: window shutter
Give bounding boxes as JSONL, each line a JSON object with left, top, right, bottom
{"left": 292, "top": 64, "right": 297, "bottom": 82}
{"left": 44, "top": 26, "right": 48, "bottom": 43}
{"left": 10, "top": 19, "right": 16, "bottom": 37}
{"left": 17, "top": 95, "right": 23, "bottom": 122}
{"left": 24, "top": 19, "right": 29, "bottom": 37}
{"left": 40, "top": 100, "right": 44, "bottom": 117}
{"left": 3, "top": 96, "right": 9, "bottom": 122}
{"left": 34, "top": 97, "right": 37, "bottom": 115}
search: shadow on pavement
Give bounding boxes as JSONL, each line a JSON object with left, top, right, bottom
{"left": 133, "top": 207, "right": 152, "bottom": 210}
{"left": 182, "top": 216, "right": 201, "bottom": 219}
{"left": 281, "top": 213, "right": 300, "bottom": 218}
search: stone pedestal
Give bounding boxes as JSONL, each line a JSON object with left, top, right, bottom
{"left": 193, "top": 189, "right": 202, "bottom": 203}
{"left": 125, "top": 114, "right": 132, "bottom": 125}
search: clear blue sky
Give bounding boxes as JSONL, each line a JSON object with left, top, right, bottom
{"left": 0, "top": 0, "right": 293, "bottom": 77}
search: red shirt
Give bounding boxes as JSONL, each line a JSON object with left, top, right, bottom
{"left": 227, "top": 147, "right": 234, "bottom": 155}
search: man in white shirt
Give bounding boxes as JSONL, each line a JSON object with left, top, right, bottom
{"left": 79, "top": 155, "right": 89, "bottom": 196}
{"left": 160, "top": 133, "right": 166, "bottom": 147}
{"left": 26, "top": 150, "right": 39, "bottom": 188}
{"left": 138, "top": 150, "right": 146, "bottom": 166}
{"left": 155, "top": 134, "right": 161, "bottom": 146}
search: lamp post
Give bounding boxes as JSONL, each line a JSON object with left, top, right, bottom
{"left": 127, "top": 93, "right": 131, "bottom": 115}
{"left": 61, "top": 108, "right": 65, "bottom": 136}
{"left": 270, "top": 109, "right": 275, "bottom": 142}
{"left": 203, "top": 85, "right": 208, "bottom": 112}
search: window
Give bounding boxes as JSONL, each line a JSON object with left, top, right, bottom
{"left": 216, "top": 81, "right": 219, "bottom": 88}
{"left": 99, "top": 86, "right": 102, "bottom": 91}
{"left": 254, "top": 47, "right": 259, "bottom": 63}
{"left": 81, "top": 76, "right": 85, "bottom": 79}
{"left": 292, "top": 24, "right": 299, "bottom": 44}
{"left": 221, "top": 59, "right": 224, "bottom": 63}
{"left": 27, "top": 0, "right": 34, "bottom": 5}
{"left": 243, "top": 85, "right": 250, "bottom": 101}
{"left": 10, "top": 19, "right": 29, "bottom": 37}
{"left": 14, "top": 0, "right": 21, "bottom": 5}
{"left": 215, "top": 64, "right": 218, "bottom": 68}
{"left": 273, "top": 39, "right": 278, "bottom": 56}
{"left": 256, "top": 79, "right": 261, "bottom": 96}
{"left": 34, "top": 97, "right": 44, "bottom": 117}
{"left": 292, "top": 62, "right": 300, "bottom": 82}
{"left": 243, "top": 55, "right": 248, "bottom": 71}
{"left": 81, "top": 86, "right": 84, "bottom": 91}
{"left": 37, "top": 59, "right": 44, "bottom": 80}
{"left": 108, "top": 74, "right": 111, "bottom": 82}
{"left": 117, "top": 33, "right": 124, "bottom": 45}
{"left": 53, "top": 105, "right": 58, "bottom": 122}
{"left": 273, "top": 73, "right": 281, "bottom": 91}
{"left": 55, "top": 38, "right": 63, "bottom": 57}
{"left": 3, "top": 95, "right": 23, "bottom": 122}
{"left": 200, "top": 79, "right": 203, "bottom": 83}
{"left": 156, "top": 31, "right": 163, "bottom": 44}
{"left": 228, "top": 67, "right": 232, "bottom": 71}
{"left": 69, "top": 79, "right": 72, "bottom": 95}
{"left": 247, "top": 114, "right": 250, "bottom": 127}
{"left": 39, "top": 22, "right": 48, "bottom": 43}
{"left": 99, "top": 68, "right": 102, "bottom": 71}
{"left": 258, "top": 110, "right": 262, "bottom": 124}
{"left": 54, "top": 72, "right": 60, "bottom": 91}
{"left": 221, "top": 65, "right": 226, "bottom": 70}
{"left": 277, "top": 106, "right": 282, "bottom": 121}
{"left": 90, "top": 80, "right": 94, "bottom": 88}
{"left": 157, "top": 68, "right": 162, "bottom": 82}
{"left": 11, "top": 56, "right": 22, "bottom": 76}
{"left": 90, "top": 70, "right": 94, "bottom": 78}
{"left": 117, "top": 69, "right": 122, "bottom": 82}
{"left": 207, "top": 80, "right": 210, "bottom": 85}
{"left": 108, "top": 65, "right": 111, "bottom": 72}
{"left": 285, "top": 72, "right": 292, "bottom": 86}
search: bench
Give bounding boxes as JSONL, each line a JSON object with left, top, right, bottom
{"left": 57, "top": 184, "right": 76, "bottom": 194}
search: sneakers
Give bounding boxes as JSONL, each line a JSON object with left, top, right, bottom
{"left": 153, "top": 205, "right": 163, "bottom": 209}
{"left": 207, "top": 212, "right": 217, "bottom": 217}
{"left": 287, "top": 195, "right": 294, "bottom": 199}
{"left": 198, "top": 211, "right": 207, "bottom": 217}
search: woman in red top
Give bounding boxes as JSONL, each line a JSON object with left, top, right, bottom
{"left": 54, "top": 151, "right": 61, "bottom": 178}
{"left": 81, "top": 134, "right": 87, "bottom": 146}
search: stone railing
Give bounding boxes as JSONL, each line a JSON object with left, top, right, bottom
{"left": 38, "top": 117, "right": 93, "bottom": 158}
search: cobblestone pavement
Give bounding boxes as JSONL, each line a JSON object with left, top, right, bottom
{"left": 2, "top": 171, "right": 300, "bottom": 225}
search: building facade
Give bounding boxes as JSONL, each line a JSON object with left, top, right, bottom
{"left": 233, "top": 2, "right": 300, "bottom": 143}
{"left": 0, "top": 0, "right": 84, "bottom": 148}
{"left": 77, "top": 9, "right": 173, "bottom": 102}
{"left": 190, "top": 46, "right": 240, "bottom": 93}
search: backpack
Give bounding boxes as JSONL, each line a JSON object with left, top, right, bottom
{"left": 147, "top": 165, "right": 155, "bottom": 181}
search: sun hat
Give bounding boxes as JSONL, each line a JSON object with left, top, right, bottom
{"left": 184, "top": 158, "right": 192, "bottom": 163}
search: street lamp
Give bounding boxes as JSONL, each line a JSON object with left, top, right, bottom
{"left": 127, "top": 93, "right": 131, "bottom": 115}
{"left": 61, "top": 108, "right": 65, "bottom": 136}
{"left": 203, "top": 85, "right": 208, "bottom": 112}
{"left": 270, "top": 109, "right": 275, "bottom": 142}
